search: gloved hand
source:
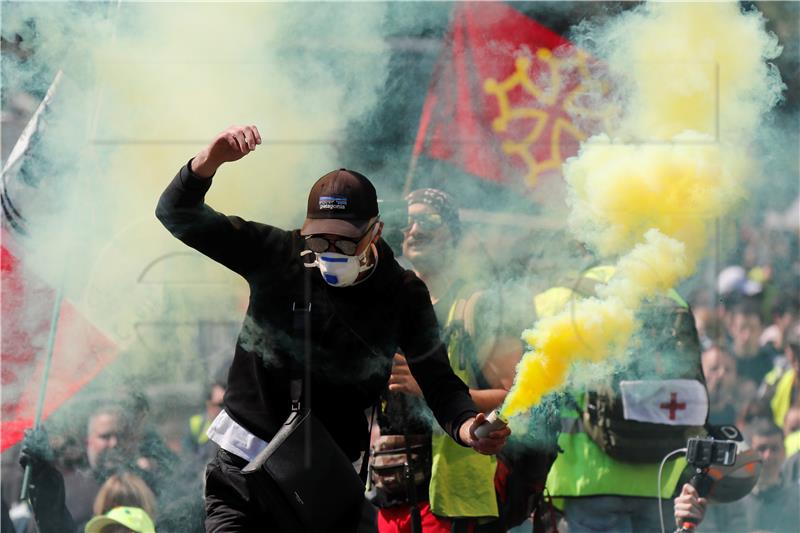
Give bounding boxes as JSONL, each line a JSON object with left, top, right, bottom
{"left": 19, "top": 427, "right": 76, "bottom": 533}
{"left": 19, "top": 426, "right": 55, "bottom": 468}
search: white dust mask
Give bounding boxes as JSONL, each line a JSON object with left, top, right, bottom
{"left": 301, "top": 246, "right": 375, "bottom": 287}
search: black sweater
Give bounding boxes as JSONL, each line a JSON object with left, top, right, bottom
{"left": 156, "top": 163, "right": 478, "bottom": 459}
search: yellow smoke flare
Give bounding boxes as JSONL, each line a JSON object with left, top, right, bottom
{"left": 505, "top": 298, "right": 634, "bottom": 416}
{"left": 502, "top": 1, "right": 783, "bottom": 418}
{"left": 504, "top": 230, "right": 690, "bottom": 417}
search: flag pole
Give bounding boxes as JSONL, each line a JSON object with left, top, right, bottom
{"left": 402, "top": 59, "right": 437, "bottom": 196}
{"left": 19, "top": 0, "right": 123, "bottom": 501}
{"left": 402, "top": 151, "right": 420, "bottom": 197}
{"left": 403, "top": 5, "right": 454, "bottom": 197}
{"left": 402, "top": 85, "right": 435, "bottom": 196}
{"left": 19, "top": 283, "right": 65, "bottom": 500}
{"left": 6, "top": 68, "right": 65, "bottom": 501}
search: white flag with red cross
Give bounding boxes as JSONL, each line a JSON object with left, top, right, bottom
{"left": 619, "top": 379, "right": 708, "bottom": 426}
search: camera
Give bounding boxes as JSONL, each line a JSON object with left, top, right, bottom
{"left": 686, "top": 436, "right": 737, "bottom": 469}
{"left": 675, "top": 436, "right": 746, "bottom": 531}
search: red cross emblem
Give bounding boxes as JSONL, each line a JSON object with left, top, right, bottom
{"left": 660, "top": 392, "right": 687, "bottom": 420}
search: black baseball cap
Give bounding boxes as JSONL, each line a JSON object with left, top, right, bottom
{"left": 301, "top": 169, "right": 379, "bottom": 238}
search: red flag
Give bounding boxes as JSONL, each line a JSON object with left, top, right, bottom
{"left": 1, "top": 231, "right": 117, "bottom": 452}
{"left": 413, "top": 2, "right": 613, "bottom": 190}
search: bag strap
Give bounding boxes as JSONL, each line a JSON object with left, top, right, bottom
{"left": 290, "top": 268, "right": 312, "bottom": 411}
{"left": 398, "top": 393, "right": 423, "bottom": 533}
{"left": 359, "top": 404, "right": 377, "bottom": 483}
{"left": 291, "top": 269, "right": 376, "bottom": 480}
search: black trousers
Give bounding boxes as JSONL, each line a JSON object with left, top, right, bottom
{"left": 204, "top": 449, "right": 377, "bottom": 532}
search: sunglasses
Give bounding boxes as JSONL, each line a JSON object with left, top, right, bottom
{"left": 305, "top": 222, "right": 376, "bottom": 256}
{"left": 755, "top": 443, "right": 782, "bottom": 453}
{"left": 403, "top": 213, "right": 444, "bottom": 232}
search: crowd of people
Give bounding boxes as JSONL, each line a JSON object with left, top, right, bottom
{"left": 1, "top": 124, "right": 798, "bottom": 533}
{"left": 675, "top": 230, "right": 800, "bottom": 532}
{"left": 3, "top": 381, "right": 217, "bottom": 533}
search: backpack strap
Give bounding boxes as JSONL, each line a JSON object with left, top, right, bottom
{"left": 563, "top": 275, "right": 602, "bottom": 299}
{"left": 446, "top": 298, "right": 468, "bottom": 332}
{"left": 461, "top": 290, "right": 484, "bottom": 340}
{"left": 445, "top": 286, "right": 491, "bottom": 390}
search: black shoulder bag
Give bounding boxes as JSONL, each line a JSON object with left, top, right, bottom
{"left": 241, "top": 274, "right": 366, "bottom": 532}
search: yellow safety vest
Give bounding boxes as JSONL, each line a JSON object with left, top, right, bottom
{"left": 786, "top": 431, "right": 800, "bottom": 457}
{"left": 189, "top": 414, "right": 211, "bottom": 445}
{"left": 771, "top": 369, "right": 796, "bottom": 428}
{"left": 537, "top": 270, "right": 690, "bottom": 503}
{"left": 428, "top": 293, "right": 498, "bottom": 518}
{"left": 763, "top": 366, "right": 783, "bottom": 388}
{"left": 547, "top": 397, "right": 687, "bottom": 501}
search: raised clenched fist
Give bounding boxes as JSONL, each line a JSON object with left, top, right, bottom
{"left": 191, "top": 124, "right": 262, "bottom": 178}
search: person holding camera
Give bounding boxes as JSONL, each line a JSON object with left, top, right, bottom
{"left": 156, "top": 125, "right": 510, "bottom": 531}
{"left": 673, "top": 417, "right": 800, "bottom": 533}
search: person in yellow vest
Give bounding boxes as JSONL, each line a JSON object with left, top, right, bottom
{"left": 372, "top": 188, "right": 519, "bottom": 533}
{"left": 761, "top": 320, "right": 800, "bottom": 435}
{"left": 183, "top": 379, "right": 226, "bottom": 462}
{"left": 781, "top": 405, "right": 800, "bottom": 457}
{"left": 538, "top": 266, "right": 708, "bottom": 533}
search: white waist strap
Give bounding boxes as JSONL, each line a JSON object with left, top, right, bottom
{"left": 207, "top": 409, "right": 268, "bottom": 462}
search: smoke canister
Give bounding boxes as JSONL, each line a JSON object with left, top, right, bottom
{"left": 473, "top": 409, "right": 508, "bottom": 439}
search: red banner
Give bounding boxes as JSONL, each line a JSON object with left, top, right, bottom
{"left": 1, "top": 232, "right": 117, "bottom": 452}
{"left": 413, "top": 2, "right": 613, "bottom": 189}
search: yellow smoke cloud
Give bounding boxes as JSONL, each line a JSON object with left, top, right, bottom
{"left": 2, "top": 3, "right": 391, "bottom": 386}
{"left": 503, "top": 1, "right": 783, "bottom": 418}
{"left": 566, "top": 133, "right": 749, "bottom": 259}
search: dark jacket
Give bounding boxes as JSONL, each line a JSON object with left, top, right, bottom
{"left": 156, "top": 162, "right": 478, "bottom": 459}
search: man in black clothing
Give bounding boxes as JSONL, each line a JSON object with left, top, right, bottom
{"left": 155, "top": 125, "right": 510, "bottom": 531}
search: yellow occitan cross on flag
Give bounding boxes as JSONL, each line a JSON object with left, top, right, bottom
{"left": 484, "top": 48, "right": 617, "bottom": 187}
{"left": 411, "top": 3, "right": 616, "bottom": 193}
